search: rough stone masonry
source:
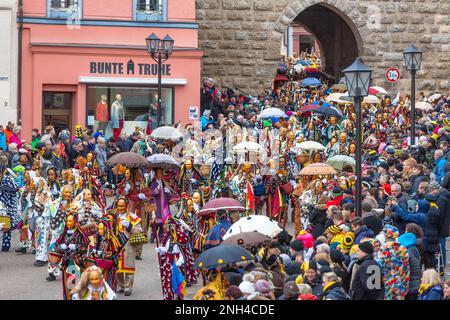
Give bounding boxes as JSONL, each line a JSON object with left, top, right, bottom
{"left": 196, "top": 0, "right": 450, "bottom": 96}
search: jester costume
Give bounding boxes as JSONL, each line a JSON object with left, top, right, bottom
{"left": 0, "top": 164, "right": 20, "bottom": 251}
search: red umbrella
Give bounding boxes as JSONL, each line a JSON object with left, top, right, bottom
{"left": 199, "top": 197, "right": 246, "bottom": 214}
{"left": 300, "top": 104, "right": 320, "bottom": 113}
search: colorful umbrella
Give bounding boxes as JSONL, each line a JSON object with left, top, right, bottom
{"left": 199, "top": 197, "right": 246, "bottom": 214}
{"left": 369, "top": 86, "right": 388, "bottom": 95}
{"left": 223, "top": 215, "right": 283, "bottom": 240}
{"left": 194, "top": 244, "right": 254, "bottom": 269}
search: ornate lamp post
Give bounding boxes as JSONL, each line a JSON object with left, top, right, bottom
{"left": 342, "top": 58, "right": 372, "bottom": 216}
{"left": 403, "top": 44, "right": 423, "bottom": 146}
{"left": 146, "top": 33, "right": 174, "bottom": 126}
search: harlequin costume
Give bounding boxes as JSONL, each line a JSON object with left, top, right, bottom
{"left": 0, "top": 163, "right": 20, "bottom": 251}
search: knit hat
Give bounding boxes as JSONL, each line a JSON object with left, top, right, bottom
{"left": 382, "top": 224, "right": 399, "bottom": 240}
{"left": 263, "top": 120, "right": 272, "bottom": 128}
{"left": 305, "top": 260, "right": 318, "bottom": 272}
{"left": 330, "top": 249, "right": 344, "bottom": 264}
{"left": 341, "top": 234, "right": 354, "bottom": 250}
{"left": 327, "top": 225, "right": 341, "bottom": 236}
{"left": 358, "top": 241, "right": 374, "bottom": 255}
{"left": 283, "top": 281, "right": 300, "bottom": 298}
{"left": 238, "top": 281, "right": 255, "bottom": 294}
{"left": 255, "top": 279, "right": 272, "bottom": 294}
{"left": 395, "top": 163, "right": 403, "bottom": 172}
{"left": 59, "top": 132, "right": 70, "bottom": 140}
{"left": 295, "top": 274, "right": 304, "bottom": 286}
{"left": 73, "top": 138, "right": 82, "bottom": 145}
{"left": 289, "top": 239, "right": 304, "bottom": 252}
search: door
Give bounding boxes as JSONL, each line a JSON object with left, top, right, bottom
{"left": 42, "top": 92, "right": 72, "bottom": 135}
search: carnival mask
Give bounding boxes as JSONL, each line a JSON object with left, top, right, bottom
{"left": 192, "top": 192, "right": 201, "bottom": 205}
{"left": 89, "top": 270, "right": 102, "bottom": 289}
{"left": 86, "top": 153, "right": 93, "bottom": 163}
{"left": 66, "top": 215, "right": 75, "bottom": 230}
{"left": 117, "top": 199, "right": 127, "bottom": 214}
{"left": 84, "top": 189, "right": 92, "bottom": 202}
{"left": 98, "top": 223, "right": 105, "bottom": 237}
{"left": 62, "top": 186, "right": 72, "bottom": 200}
{"left": 187, "top": 199, "right": 194, "bottom": 212}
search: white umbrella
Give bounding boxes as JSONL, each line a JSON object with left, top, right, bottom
{"left": 363, "top": 95, "right": 381, "bottom": 104}
{"left": 147, "top": 154, "right": 180, "bottom": 170}
{"left": 150, "top": 126, "right": 184, "bottom": 141}
{"left": 326, "top": 155, "right": 356, "bottom": 171}
{"left": 259, "top": 107, "right": 287, "bottom": 119}
{"left": 415, "top": 101, "right": 434, "bottom": 111}
{"left": 232, "top": 141, "right": 264, "bottom": 153}
{"left": 297, "top": 141, "right": 326, "bottom": 151}
{"left": 325, "top": 93, "right": 347, "bottom": 104}
{"left": 428, "top": 93, "right": 442, "bottom": 102}
{"left": 223, "top": 215, "right": 283, "bottom": 240}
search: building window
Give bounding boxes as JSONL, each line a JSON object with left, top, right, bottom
{"left": 86, "top": 86, "right": 173, "bottom": 136}
{"left": 134, "top": 0, "right": 166, "bottom": 21}
{"left": 48, "top": 0, "right": 82, "bottom": 19}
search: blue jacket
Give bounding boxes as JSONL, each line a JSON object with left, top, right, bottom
{"left": 418, "top": 285, "right": 443, "bottom": 300}
{"left": 434, "top": 157, "right": 446, "bottom": 183}
{"left": 0, "top": 132, "right": 6, "bottom": 151}
{"left": 393, "top": 200, "right": 428, "bottom": 231}
{"left": 200, "top": 116, "right": 213, "bottom": 131}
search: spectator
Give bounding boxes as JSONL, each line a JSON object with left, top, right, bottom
{"left": 418, "top": 269, "right": 444, "bottom": 300}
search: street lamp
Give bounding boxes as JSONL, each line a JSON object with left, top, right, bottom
{"left": 341, "top": 57, "right": 372, "bottom": 217}
{"left": 403, "top": 44, "right": 422, "bottom": 146}
{"left": 146, "top": 33, "right": 174, "bottom": 126}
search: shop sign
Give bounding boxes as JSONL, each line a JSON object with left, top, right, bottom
{"left": 189, "top": 106, "right": 199, "bottom": 120}
{"left": 89, "top": 59, "right": 171, "bottom": 76}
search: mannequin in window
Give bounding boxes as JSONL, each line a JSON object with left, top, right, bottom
{"left": 110, "top": 94, "right": 125, "bottom": 142}
{"left": 96, "top": 94, "right": 109, "bottom": 134}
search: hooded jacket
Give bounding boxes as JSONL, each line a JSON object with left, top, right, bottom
{"left": 393, "top": 200, "right": 428, "bottom": 231}
{"left": 349, "top": 254, "right": 384, "bottom": 300}
{"left": 354, "top": 225, "right": 375, "bottom": 244}
{"left": 398, "top": 233, "right": 422, "bottom": 294}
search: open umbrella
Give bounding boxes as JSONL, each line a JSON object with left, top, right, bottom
{"left": 326, "top": 155, "right": 356, "bottom": 171}
{"left": 415, "top": 101, "right": 434, "bottom": 111}
{"left": 194, "top": 244, "right": 254, "bottom": 269}
{"left": 301, "top": 77, "right": 322, "bottom": 87}
{"left": 223, "top": 215, "right": 283, "bottom": 240}
{"left": 363, "top": 95, "right": 381, "bottom": 104}
{"left": 199, "top": 197, "right": 246, "bottom": 214}
{"left": 147, "top": 154, "right": 180, "bottom": 170}
{"left": 299, "top": 163, "right": 338, "bottom": 176}
{"left": 222, "top": 231, "right": 274, "bottom": 247}
{"left": 150, "top": 126, "right": 184, "bottom": 141}
{"left": 369, "top": 86, "right": 388, "bottom": 95}
{"left": 232, "top": 142, "right": 265, "bottom": 153}
{"left": 105, "top": 152, "right": 149, "bottom": 168}
{"left": 314, "top": 104, "right": 343, "bottom": 117}
{"left": 428, "top": 93, "right": 442, "bottom": 102}
{"left": 325, "top": 93, "right": 347, "bottom": 104}
{"left": 331, "top": 83, "right": 347, "bottom": 91}
{"left": 297, "top": 141, "right": 326, "bottom": 152}
{"left": 259, "top": 107, "right": 287, "bottom": 119}
{"left": 296, "top": 59, "right": 312, "bottom": 66}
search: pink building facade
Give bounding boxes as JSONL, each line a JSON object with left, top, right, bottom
{"left": 21, "top": 0, "right": 201, "bottom": 139}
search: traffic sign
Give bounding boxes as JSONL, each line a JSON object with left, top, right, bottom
{"left": 385, "top": 67, "right": 400, "bottom": 82}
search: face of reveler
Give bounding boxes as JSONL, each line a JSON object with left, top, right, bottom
{"left": 62, "top": 186, "right": 72, "bottom": 200}
{"left": 66, "top": 215, "right": 75, "bottom": 230}
{"left": 117, "top": 199, "right": 127, "bottom": 214}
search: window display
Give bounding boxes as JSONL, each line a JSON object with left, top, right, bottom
{"left": 86, "top": 86, "right": 173, "bottom": 138}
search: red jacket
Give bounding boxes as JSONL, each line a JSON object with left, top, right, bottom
{"left": 326, "top": 195, "right": 343, "bottom": 208}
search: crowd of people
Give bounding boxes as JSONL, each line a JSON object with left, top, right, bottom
{"left": 0, "top": 51, "right": 450, "bottom": 300}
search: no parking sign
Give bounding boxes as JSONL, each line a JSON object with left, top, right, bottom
{"left": 385, "top": 67, "right": 401, "bottom": 82}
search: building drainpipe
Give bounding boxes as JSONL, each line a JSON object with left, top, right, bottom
{"left": 17, "top": 0, "right": 23, "bottom": 125}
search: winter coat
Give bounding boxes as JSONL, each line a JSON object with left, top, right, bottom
{"left": 51, "top": 155, "right": 65, "bottom": 173}
{"left": 0, "top": 132, "right": 6, "bottom": 151}
{"left": 308, "top": 204, "right": 328, "bottom": 239}
{"left": 322, "top": 281, "right": 350, "bottom": 300}
{"left": 9, "top": 132, "right": 22, "bottom": 149}
{"left": 398, "top": 233, "right": 422, "bottom": 294}
{"left": 392, "top": 200, "right": 428, "bottom": 231}
{"left": 304, "top": 276, "right": 323, "bottom": 299}
{"left": 95, "top": 145, "right": 107, "bottom": 176}
{"left": 331, "top": 265, "right": 350, "bottom": 293}
{"left": 434, "top": 157, "right": 446, "bottom": 184}
{"left": 418, "top": 285, "right": 444, "bottom": 300}
{"left": 423, "top": 194, "right": 442, "bottom": 253}
{"left": 354, "top": 225, "right": 375, "bottom": 244}
{"left": 411, "top": 174, "right": 428, "bottom": 194}
{"left": 436, "top": 189, "right": 450, "bottom": 237}
{"left": 349, "top": 255, "right": 384, "bottom": 300}
{"left": 377, "top": 241, "right": 410, "bottom": 300}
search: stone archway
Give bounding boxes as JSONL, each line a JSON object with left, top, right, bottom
{"left": 290, "top": 2, "right": 363, "bottom": 80}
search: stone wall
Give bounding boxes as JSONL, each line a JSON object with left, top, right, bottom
{"left": 196, "top": 0, "right": 450, "bottom": 96}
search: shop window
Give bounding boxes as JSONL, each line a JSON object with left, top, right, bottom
{"left": 133, "top": 0, "right": 166, "bottom": 21}
{"left": 86, "top": 86, "right": 173, "bottom": 138}
{"left": 48, "top": 0, "right": 82, "bottom": 19}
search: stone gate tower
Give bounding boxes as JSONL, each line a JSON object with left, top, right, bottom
{"left": 197, "top": 0, "right": 450, "bottom": 96}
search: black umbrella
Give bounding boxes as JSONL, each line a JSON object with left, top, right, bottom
{"left": 194, "top": 244, "right": 254, "bottom": 269}
{"left": 222, "top": 231, "right": 274, "bottom": 247}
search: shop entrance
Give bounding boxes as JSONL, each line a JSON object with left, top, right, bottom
{"left": 42, "top": 92, "right": 72, "bottom": 134}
